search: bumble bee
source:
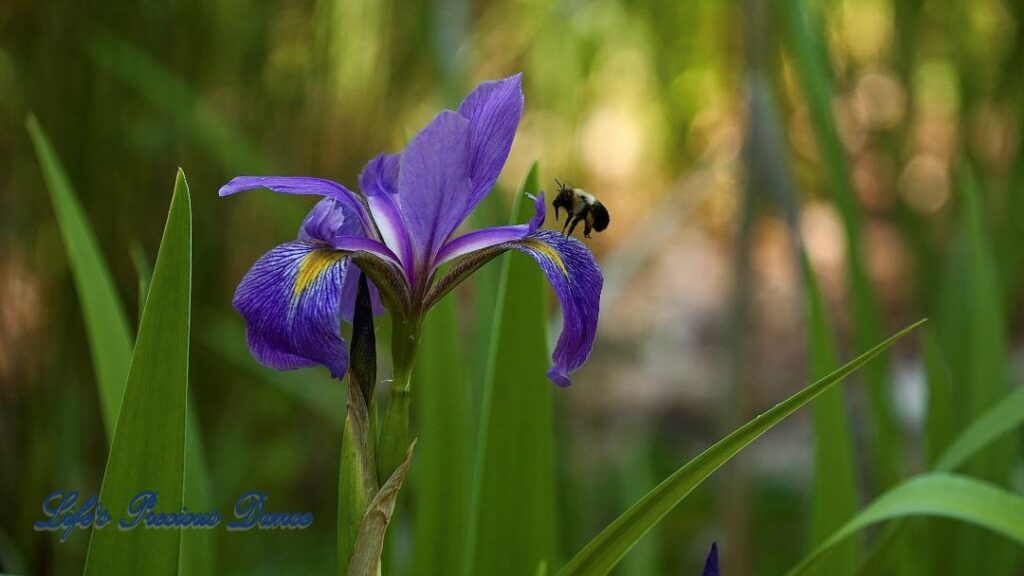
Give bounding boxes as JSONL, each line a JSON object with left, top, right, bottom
{"left": 552, "top": 179, "right": 610, "bottom": 238}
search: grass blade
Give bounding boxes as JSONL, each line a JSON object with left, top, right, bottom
{"left": 784, "top": 0, "right": 900, "bottom": 491}
{"left": 557, "top": 320, "right": 926, "bottom": 576}
{"left": 785, "top": 474, "right": 1024, "bottom": 576}
{"left": 413, "top": 294, "right": 470, "bottom": 574}
{"left": 923, "top": 328, "right": 955, "bottom": 465}
{"left": 26, "top": 115, "right": 133, "bottom": 439}
{"left": 802, "top": 252, "right": 859, "bottom": 574}
{"left": 935, "top": 386, "right": 1024, "bottom": 473}
{"left": 858, "top": 381, "right": 1024, "bottom": 574}
{"left": 464, "top": 163, "right": 559, "bottom": 575}
{"left": 936, "top": 163, "right": 1016, "bottom": 574}
{"left": 83, "top": 170, "right": 192, "bottom": 576}
{"left": 130, "top": 245, "right": 216, "bottom": 576}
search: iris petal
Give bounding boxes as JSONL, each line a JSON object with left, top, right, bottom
{"left": 435, "top": 191, "right": 546, "bottom": 265}
{"left": 456, "top": 73, "right": 524, "bottom": 216}
{"left": 233, "top": 240, "right": 354, "bottom": 379}
{"left": 397, "top": 110, "right": 473, "bottom": 269}
{"left": 360, "top": 154, "right": 416, "bottom": 281}
{"left": 427, "top": 225, "right": 602, "bottom": 387}
{"left": 299, "top": 197, "right": 365, "bottom": 244}
{"left": 219, "top": 176, "right": 373, "bottom": 235}
{"left": 510, "top": 229, "right": 602, "bottom": 387}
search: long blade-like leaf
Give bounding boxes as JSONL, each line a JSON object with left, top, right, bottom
{"left": 83, "top": 170, "right": 192, "bottom": 576}
{"left": 802, "top": 252, "right": 859, "bottom": 574}
{"left": 413, "top": 294, "right": 470, "bottom": 574}
{"left": 936, "top": 386, "right": 1024, "bottom": 472}
{"left": 784, "top": 0, "right": 899, "bottom": 491}
{"left": 786, "top": 474, "right": 1024, "bottom": 576}
{"left": 129, "top": 238, "right": 215, "bottom": 576}
{"left": 858, "top": 382, "right": 1024, "bottom": 574}
{"left": 464, "top": 163, "right": 559, "bottom": 575}
{"left": 26, "top": 115, "right": 133, "bottom": 438}
{"left": 557, "top": 319, "right": 926, "bottom": 576}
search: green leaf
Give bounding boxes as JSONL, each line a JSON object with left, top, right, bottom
{"left": 935, "top": 163, "right": 1016, "bottom": 574}
{"left": 557, "top": 319, "right": 926, "bottom": 576}
{"left": 858, "top": 381, "right": 1024, "bottom": 575}
{"left": 785, "top": 474, "right": 1024, "bottom": 576}
{"left": 30, "top": 122, "right": 214, "bottom": 575}
{"left": 802, "top": 252, "right": 859, "bottom": 575}
{"left": 346, "top": 441, "right": 416, "bottom": 576}
{"left": 464, "top": 163, "right": 559, "bottom": 575}
{"left": 413, "top": 294, "right": 470, "bottom": 574}
{"left": 83, "top": 170, "right": 192, "bottom": 576}
{"left": 784, "top": 0, "right": 900, "bottom": 490}
{"left": 180, "top": 413, "right": 216, "bottom": 576}
{"left": 26, "top": 114, "right": 134, "bottom": 439}
{"left": 924, "top": 328, "right": 955, "bottom": 465}
{"left": 935, "top": 385, "right": 1024, "bottom": 473}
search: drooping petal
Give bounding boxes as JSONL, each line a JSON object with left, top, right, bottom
{"left": 360, "top": 154, "right": 415, "bottom": 281}
{"left": 233, "top": 240, "right": 353, "bottom": 379}
{"left": 456, "top": 74, "right": 524, "bottom": 213}
{"left": 397, "top": 110, "right": 473, "bottom": 268}
{"left": 219, "top": 176, "right": 374, "bottom": 235}
{"left": 510, "top": 229, "right": 602, "bottom": 387}
{"left": 435, "top": 191, "right": 546, "bottom": 266}
{"left": 427, "top": 227, "right": 602, "bottom": 386}
{"left": 702, "top": 543, "right": 719, "bottom": 576}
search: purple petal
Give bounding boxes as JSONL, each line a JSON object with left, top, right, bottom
{"left": 219, "top": 176, "right": 373, "bottom": 235}
{"left": 360, "top": 154, "right": 415, "bottom": 281}
{"left": 510, "top": 229, "right": 602, "bottom": 387}
{"left": 435, "top": 191, "right": 546, "bottom": 265}
{"left": 299, "top": 197, "right": 365, "bottom": 244}
{"left": 456, "top": 74, "right": 524, "bottom": 214}
{"left": 233, "top": 240, "right": 353, "bottom": 379}
{"left": 397, "top": 110, "right": 473, "bottom": 269}
{"left": 296, "top": 197, "right": 404, "bottom": 272}
{"left": 702, "top": 543, "right": 719, "bottom": 576}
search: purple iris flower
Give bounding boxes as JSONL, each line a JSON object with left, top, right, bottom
{"left": 220, "top": 74, "right": 602, "bottom": 387}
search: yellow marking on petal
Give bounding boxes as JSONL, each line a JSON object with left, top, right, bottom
{"left": 520, "top": 239, "right": 568, "bottom": 278}
{"left": 293, "top": 249, "right": 345, "bottom": 301}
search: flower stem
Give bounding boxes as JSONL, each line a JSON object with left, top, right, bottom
{"left": 377, "top": 315, "right": 420, "bottom": 482}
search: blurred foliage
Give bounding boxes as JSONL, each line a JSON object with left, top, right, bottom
{"left": 1, "top": 0, "right": 1023, "bottom": 574}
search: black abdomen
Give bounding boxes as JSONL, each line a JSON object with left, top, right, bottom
{"left": 590, "top": 203, "right": 610, "bottom": 231}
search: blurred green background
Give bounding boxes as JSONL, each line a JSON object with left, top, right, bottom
{"left": 1, "top": 0, "right": 1022, "bottom": 574}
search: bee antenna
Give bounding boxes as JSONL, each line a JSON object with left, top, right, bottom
{"left": 554, "top": 178, "right": 563, "bottom": 189}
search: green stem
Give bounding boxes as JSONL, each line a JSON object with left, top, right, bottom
{"left": 377, "top": 315, "right": 421, "bottom": 482}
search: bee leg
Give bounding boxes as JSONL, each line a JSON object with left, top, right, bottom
{"left": 561, "top": 214, "right": 573, "bottom": 235}
{"left": 566, "top": 214, "right": 583, "bottom": 237}
{"left": 584, "top": 218, "right": 593, "bottom": 238}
